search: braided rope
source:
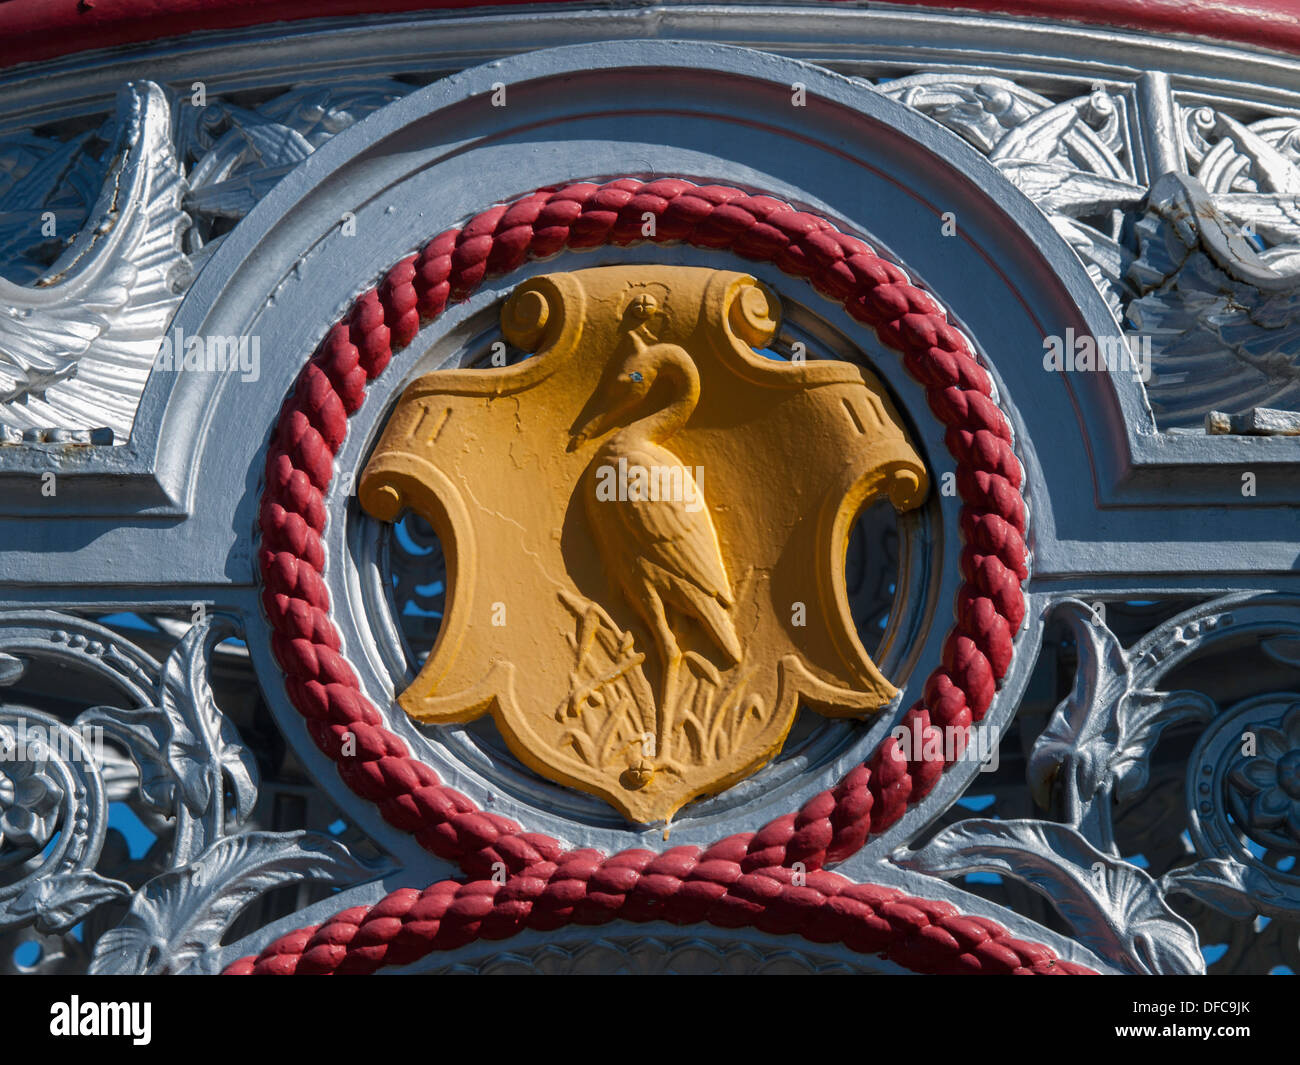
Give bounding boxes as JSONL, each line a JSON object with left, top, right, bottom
{"left": 227, "top": 846, "right": 1091, "bottom": 975}
{"left": 258, "top": 177, "right": 1028, "bottom": 886}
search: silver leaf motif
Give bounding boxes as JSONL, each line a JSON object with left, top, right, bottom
{"left": 0, "top": 81, "right": 189, "bottom": 441}
{"left": 77, "top": 613, "right": 259, "bottom": 866}
{"left": 1028, "top": 599, "right": 1214, "bottom": 846}
{"left": 89, "top": 830, "right": 373, "bottom": 975}
{"left": 1, "top": 25, "right": 1298, "bottom": 976}
{"left": 1161, "top": 858, "right": 1289, "bottom": 920}
{"left": 11, "top": 870, "right": 131, "bottom": 934}
{"left": 897, "top": 818, "right": 1204, "bottom": 975}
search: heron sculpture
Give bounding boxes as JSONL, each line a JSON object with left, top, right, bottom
{"left": 571, "top": 332, "right": 741, "bottom": 756}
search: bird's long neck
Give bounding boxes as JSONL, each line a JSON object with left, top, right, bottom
{"left": 628, "top": 347, "right": 700, "bottom": 445}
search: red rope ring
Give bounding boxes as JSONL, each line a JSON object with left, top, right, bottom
{"left": 228, "top": 854, "right": 1093, "bottom": 975}
{"left": 249, "top": 178, "right": 1035, "bottom": 971}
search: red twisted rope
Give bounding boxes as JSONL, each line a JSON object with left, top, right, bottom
{"left": 255, "top": 179, "right": 1030, "bottom": 937}
{"left": 228, "top": 846, "right": 1091, "bottom": 975}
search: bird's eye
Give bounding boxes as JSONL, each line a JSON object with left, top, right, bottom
{"left": 628, "top": 371, "right": 643, "bottom": 383}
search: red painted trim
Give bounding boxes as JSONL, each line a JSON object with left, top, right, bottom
{"left": 1, "top": 0, "right": 1299, "bottom": 71}
{"left": 904, "top": 0, "right": 1300, "bottom": 55}
{"left": 0, "top": 0, "right": 574, "bottom": 70}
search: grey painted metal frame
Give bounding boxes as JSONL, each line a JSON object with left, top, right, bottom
{"left": 1, "top": 8, "right": 1297, "bottom": 975}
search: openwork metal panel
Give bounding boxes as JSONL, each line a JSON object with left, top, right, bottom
{"left": 1, "top": 4, "right": 1298, "bottom": 979}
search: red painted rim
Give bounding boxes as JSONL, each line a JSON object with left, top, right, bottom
{"left": 2, "top": 0, "right": 1299, "bottom": 71}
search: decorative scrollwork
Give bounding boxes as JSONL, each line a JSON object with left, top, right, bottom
{"left": 0, "top": 610, "right": 379, "bottom": 974}
{"left": 1026, "top": 595, "right": 1300, "bottom": 966}
{"left": 1221, "top": 699, "right": 1300, "bottom": 853}
{"left": 4, "top": 28, "right": 1300, "bottom": 976}
{"left": 0, "top": 704, "right": 119, "bottom": 934}
{"left": 896, "top": 818, "right": 1203, "bottom": 974}
{"left": 882, "top": 73, "right": 1142, "bottom": 321}
{"left": 1027, "top": 598, "right": 1217, "bottom": 845}
{"left": 79, "top": 614, "right": 258, "bottom": 867}
{"left": 90, "top": 830, "right": 373, "bottom": 975}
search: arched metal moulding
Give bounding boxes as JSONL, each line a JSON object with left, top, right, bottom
{"left": 20, "top": 40, "right": 1133, "bottom": 591}
{"left": 115, "top": 40, "right": 1120, "bottom": 876}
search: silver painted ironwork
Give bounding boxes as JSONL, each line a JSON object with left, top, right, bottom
{"left": 0, "top": 9, "right": 1296, "bottom": 974}
{"left": 423, "top": 931, "right": 866, "bottom": 975}
{"left": 0, "top": 611, "right": 383, "bottom": 974}
{"left": 0, "top": 82, "right": 187, "bottom": 443}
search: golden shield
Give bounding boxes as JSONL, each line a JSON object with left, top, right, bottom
{"left": 360, "top": 265, "right": 928, "bottom": 823}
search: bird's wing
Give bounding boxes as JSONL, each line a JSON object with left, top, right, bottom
{"left": 997, "top": 161, "right": 1144, "bottom": 217}
{"left": 0, "top": 80, "right": 188, "bottom": 437}
{"left": 1213, "top": 194, "right": 1300, "bottom": 246}
{"left": 1211, "top": 113, "right": 1300, "bottom": 195}
{"left": 1127, "top": 175, "right": 1300, "bottom": 423}
{"left": 990, "top": 100, "right": 1081, "bottom": 164}
{"left": 605, "top": 446, "right": 733, "bottom": 604}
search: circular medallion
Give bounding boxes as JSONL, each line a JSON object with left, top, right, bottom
{"left": 257, "top": 176, "right": 1028, "bottom": 871}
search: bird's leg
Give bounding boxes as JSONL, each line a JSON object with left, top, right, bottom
{"left": 642, "top": 587, "right": 682, "bottom": 765}
{"left": 660, "top": 655, "right": 682, "bottom": 767}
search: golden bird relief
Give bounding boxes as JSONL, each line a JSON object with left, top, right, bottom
{"left": 358, "top": 265, "right": 929, "bottom": 823}
{"left": 572, "top": 323, "right": 746, "bottom": 772}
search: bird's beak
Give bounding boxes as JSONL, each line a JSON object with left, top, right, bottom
{"left": 568, "top": 410, "right": 608, "bottom": 452}
{"left": 570, "top": 364, "right": 648, "bottom": 451}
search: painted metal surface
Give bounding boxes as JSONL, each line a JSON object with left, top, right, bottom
{"left": 4, "top": 0, "right": 1300, "bottom": 69}
{"left": 0, "top": 9, "right": 1296, "bottom": 975}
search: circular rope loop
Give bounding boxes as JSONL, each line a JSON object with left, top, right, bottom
{"left": 252, "top": 178, "right": 1033, "bottom": 963}
{"left": 227, "top": 859, "right": 1091, "bottom": 975}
